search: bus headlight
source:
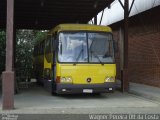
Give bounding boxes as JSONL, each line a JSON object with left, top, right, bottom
{"left": 66, "top": 77, "right": 72, "bottom": 82}
{"left": 105, "top": 76, "right": 115, "bottom": 82}
{"left": 60, "top": 77, "right": 72, "bottom": 83}
{"left": 60, "top": 77, "right": 66, "bottom": 82}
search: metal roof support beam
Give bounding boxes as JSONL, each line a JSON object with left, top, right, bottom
{"left": 129, "top": 0, "right": 135, "bottom": 15}
{"left": 94, "top": 15, "right": 97, "bottom": 25}
{"left": 91, "top": 19, "right": 94, "bottom": 24}
{"left": 118, "top": 0, "right": 135, "bottom": 16}
{"left": 118, "top": 0, "right": 124, "bottom": 9}
{"left": 2, "top": 0, "right": 15, "bottom": 110}
{"left": 99, "top": 10, "right": 104, "bottom": 25}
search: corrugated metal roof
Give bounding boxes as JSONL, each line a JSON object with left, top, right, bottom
{"left": 0, "top": 0, "right": 115, "bottom": 29}
{"left": 95, "top": 0, "right": 160, "bottom": 25}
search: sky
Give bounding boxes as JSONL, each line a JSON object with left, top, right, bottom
{"left": 89, "top": 0, "right": 160, "bottom": 25}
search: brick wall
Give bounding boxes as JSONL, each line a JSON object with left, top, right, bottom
{"left": 128, "top": 26, "right": 160, "bottom": 87}
{"left": 111, "top": 6, "right": 160, "bottom": 88}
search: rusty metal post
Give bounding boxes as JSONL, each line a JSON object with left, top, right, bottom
{"left": 2, "top": 0, "right": 15, "bottom": 110}
{"left": 121, "top": 0, "right": 129, "bottom": 92}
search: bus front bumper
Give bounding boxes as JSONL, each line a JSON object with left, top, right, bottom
{"left": 56, "top": 83, "right": 115, "bottom": 94}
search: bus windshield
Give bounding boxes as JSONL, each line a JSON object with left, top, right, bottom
{"left": 58, "top": 32, "right": 114, "bottom": 63}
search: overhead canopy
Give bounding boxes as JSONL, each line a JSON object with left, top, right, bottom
{"left": 0, "top": 0, "right": 114, "bottom": 30}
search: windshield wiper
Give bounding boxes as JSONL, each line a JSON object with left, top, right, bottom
{"left": 75, "top": 48, "right": 83, "bottom": 62}
{"left": 91, "top": 51, "right": 104, "bottom": 65}
{"left": 74, "top": 45, "right": 84, "bottom": 65}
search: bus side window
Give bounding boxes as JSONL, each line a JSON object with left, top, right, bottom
{"left": 45, "top": 38, "right": 51, "bottom": 54}
{"left": 53, "top": 32, "right": 58, "bottom": 51}
{"left": 52, "top": 32, "right": 58, "bottom": 52}
{"left": 51, "top": 36, "right": 54, "bottom": 52}
{"left": 41, "top": 41, "right": 44, "bottom": 55}
{"left": 37, "top": 44, "right": 40, "bottom": 55}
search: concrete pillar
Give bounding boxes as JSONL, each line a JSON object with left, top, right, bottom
{"left": 2, "top": 0, "right": 15, "bottom": 110}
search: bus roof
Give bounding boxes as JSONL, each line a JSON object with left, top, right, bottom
{"left": 49, "top": 24, "right": 112, "bottom": 34}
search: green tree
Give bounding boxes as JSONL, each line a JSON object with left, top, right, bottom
{"left": 0, "top": 29, "right": 47, "bottom": 80}
{"left": 0, "top": 30, "right": 6, "bottom": 74}
{"left": 16, "top": 30, "right": 47, "bottom": 80}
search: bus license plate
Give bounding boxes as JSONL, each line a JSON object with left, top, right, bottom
{"left": 83, "top": 89, "right": 93, "bottom": 93}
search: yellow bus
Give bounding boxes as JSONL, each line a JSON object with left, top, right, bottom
{"left": 33, "top": 24, "right": 116, "bottom": 94}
